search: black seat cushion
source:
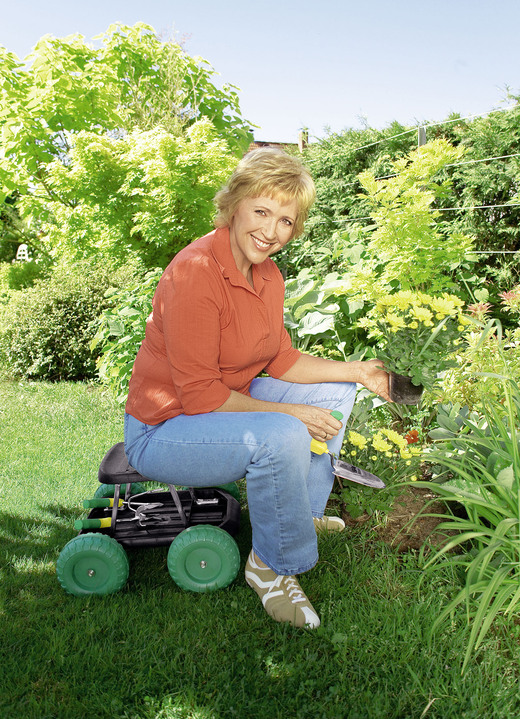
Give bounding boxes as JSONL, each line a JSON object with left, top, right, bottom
{"left": 98, "top": 442, "right": 148, "bottom": 484}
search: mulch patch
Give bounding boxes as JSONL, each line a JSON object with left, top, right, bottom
{"left": 342, "top": 486, "right": 455, "bottom": 553}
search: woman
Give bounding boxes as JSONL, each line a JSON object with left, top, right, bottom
{"left": 124, "top": 147, "right": 390, "bottom": 628}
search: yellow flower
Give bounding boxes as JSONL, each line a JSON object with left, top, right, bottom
{"left": 430, "top": 296, "right": 458, "bottom": 317}
{"left": 350, "top": 450, "right": 357, "bottom": 457}
{"left": 348, "top": 431, "right": 367, "bottom": 450}
{"left": 380, "top": 428, "right": 407, "bottom": 450}
{"left": 372, "top": 433, "right": 392, "bottom": 453}
{"left": 410, "top": 475, "right": 418, "bottom": 482}
{"left": 411, "top": 305, "right": 434, "bottom": 326}
{"left": 417, "top": 291, "right": 433, "bottom": 305}
{"left": 409, "top": 321, "right": 418, "bottom": 329}
{"left": 394, "top": 292, "right": 413, "bottom": 310}
{"left": 385, "top": 312, "right": 406, "bottom": 331}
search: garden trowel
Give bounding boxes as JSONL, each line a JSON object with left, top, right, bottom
{"left": 310, "top": 438, "right": 386, "bottom": 489}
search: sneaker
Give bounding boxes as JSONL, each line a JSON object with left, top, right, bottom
{"left": 313, "top": 516, "right": 346, "bottom": 534}
{"left": 245, "top": 550, "right": 320, "bottom": 628}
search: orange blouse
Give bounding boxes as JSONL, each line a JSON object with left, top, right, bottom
{"left": 125, "top": 227, "right": 301, "bottom": 424}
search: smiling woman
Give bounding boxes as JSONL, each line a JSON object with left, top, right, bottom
{"left": 228, "top": 196, "right": 298, "bottom": 281}
{"left": 123, "top": 147, "right": 391, "bottom": 629}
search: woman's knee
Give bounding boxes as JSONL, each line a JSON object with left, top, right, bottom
{"left": 258, "top": 413, "right": 310, "bottom": 458}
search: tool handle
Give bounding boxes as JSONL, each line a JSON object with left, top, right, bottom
{"left": 310, "top": 438, "right": 328, "bottom": 455}
{"left": 82, "top": 498, "right": 123, "bottom": 509}
{"left": 74, "top": 518, "right": 112, "bottom": 531}
{"left": 309, "top": 411, "right": 343, "bottom": 455}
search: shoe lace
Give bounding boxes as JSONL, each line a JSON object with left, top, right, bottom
{"left": 282, "top": 576, "right": 305, "bottom": 604}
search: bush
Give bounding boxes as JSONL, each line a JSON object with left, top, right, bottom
{"left": 0, "top": 259, "right": 140, "bottom": 381}
{"left": 0, "top": 259, "right": 49, "bottom": 290}
{"left": 90, "top": 268, "right": 163, "bottom": 402}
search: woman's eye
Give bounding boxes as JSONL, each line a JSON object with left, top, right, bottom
{"left": 255, "top": 209, "right": 266, "bottom": 216}
{"left": 282, "top": 218, "right": 293, "bottom": 226}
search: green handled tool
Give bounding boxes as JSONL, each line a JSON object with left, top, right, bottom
{"left": 310, "top": 411, "right": 386, "bottom": 490}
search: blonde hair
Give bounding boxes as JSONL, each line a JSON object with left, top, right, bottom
{"left": 214, "top": 147, "right": 316, "bottom": 239}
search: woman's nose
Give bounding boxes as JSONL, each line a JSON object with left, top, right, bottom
{"left": 262, "top": 218, "right": 277, "bottom": 240}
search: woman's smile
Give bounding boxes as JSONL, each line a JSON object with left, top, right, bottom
{"left": 229, "top": 195, "right": 298, "bottom": 278}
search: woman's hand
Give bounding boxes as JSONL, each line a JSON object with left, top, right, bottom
{"left": 356, "top": 359, "right": 391, "bottom": 402}
{"left": 287, "top": 404, "right": 343, "bottom": 442}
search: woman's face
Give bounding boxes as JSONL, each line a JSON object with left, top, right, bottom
{"left": 229, "top": 195, "right": 298, "bottom": 278}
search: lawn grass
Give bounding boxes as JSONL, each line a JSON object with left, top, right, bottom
{"left": 1, "top": 379, "right": 519, "bottom": 719}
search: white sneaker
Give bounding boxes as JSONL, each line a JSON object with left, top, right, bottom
{"left": 313, "top": 516, "right": 346, "bottom": 534}
{"left": 245, "top": 550, "right": 320, "bottom": 628}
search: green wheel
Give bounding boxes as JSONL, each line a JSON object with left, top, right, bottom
{"left": 94, "top": 482, "right": 147, "bottom": 499}
{"left": 56, "top": 533, "right": 129, "bottom": 596}
{"left": 167, "top": 525, "right": 240, "bottom": 593}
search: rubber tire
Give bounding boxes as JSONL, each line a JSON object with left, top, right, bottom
{"left": 56, "top": 533, "right": 129, "bottom": 596}
{"left": 167, "top": 525, "right": 240, "bottom": 593}
{"left": 94, "top": 482, "right": 147, "bottom": 499}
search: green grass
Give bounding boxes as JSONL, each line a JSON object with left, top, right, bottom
{"left": 1, "top": 380, "right": 520, "bottom": 719}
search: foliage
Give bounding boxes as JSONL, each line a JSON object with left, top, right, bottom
{"left": 0, "top": 259, "right": 139, "bottom": 381}
{"left": 358, "top": 290, "right": 470, "bottom": 389}
{"left": 357, "top": 139, "right": 474, "bottom": 292}
{"left": 447, "top": 101, "right": 520, "bottom": 286}
{"left": 438, "top": 309, "right": 520, "bottom": 410}
{"left": 302, "top": 122, "right": 416, "bottom": 244}
{"left": 91, "top": 268, "right": 163, "bottom": 402}
{"left": 283, "top": 267, "right": 370, "bottom": 361}
{"left": 0, "top": 23, "right": 252, "bottom": 261}
{"left": 31, "top": 121, "right": 237, "bottom": 268}
{"left": 0, "top": 258, "right": 48, "bottom": 290}
{"left": 284, "top": 269, "right": 347, "bottom": 351}
{"left": 418, "top": 372, "right": 520, "bottom": 673}
{"left": 294, "top": 103, "right": 520, "bottom": 289}
{"left": 335, "top": 426, "right": 422, "bottom": 519}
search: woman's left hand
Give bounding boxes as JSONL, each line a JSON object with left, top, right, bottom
{"left": 356, "top": 359, "right": 391, "bottom": 402}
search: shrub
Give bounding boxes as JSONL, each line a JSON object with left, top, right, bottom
{"left": 90, "top": 268, "right": 163, "bottom": 402}
{"left": 0, "top": 259, "right": 140, "bottom": 381}
{"left": 419, "top": 372, "right": 520, "bottom": 673}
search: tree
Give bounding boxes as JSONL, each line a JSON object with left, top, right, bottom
{"left": 0, "top": 23, "right": 252, "bottom": 263}
{"left": 36, "top": 121, "right": 237, "bottom": 268}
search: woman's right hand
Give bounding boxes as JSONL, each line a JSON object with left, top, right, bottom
{"left": 287, "top": 404, "right": 343, "bottom": 442}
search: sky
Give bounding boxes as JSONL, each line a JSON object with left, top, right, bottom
{"left": 1, "top": 0, "right": 519, "bottom": 144}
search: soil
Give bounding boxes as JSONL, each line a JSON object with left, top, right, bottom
{"left": 342, "top": 486, "right": 454, "bottom": 553}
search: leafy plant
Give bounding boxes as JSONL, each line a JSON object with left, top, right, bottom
{"left": 0, "top": 23, "right": 252, "bottom": 262}
{"left": 0, "top": 259, "right": 137, "bottom": 381}
{"left": 357, "top": 139, "right": 475, "bottom": 292}
{"left": 418, "top": 372, "right": 520, "bottom": 673}
{"left": 90, "top": 268, "right": 162, "bottom": 402}
{"left": 284, "top": 269, "right": 348, "bottom": 351}
{"left": 336, "top": 426, "right": 422, "bottom": 519}
{"left": 37, "top": 121, "right": 237, "bottom": 268}
{"left": 358, "top": 289, "right": 470, "bottom": 389}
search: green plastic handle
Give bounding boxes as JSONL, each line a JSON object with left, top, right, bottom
{"left": 82, "top": 498, "right": 122, "bottom": 509}
{"left": 331, "top": 410, "right": 343, "bottom": 421}
{"left": 74, "top": 518, "right": 112, "bottom": 530}
{"left": 83, "top": 498, "right": 111, "bottom": 509}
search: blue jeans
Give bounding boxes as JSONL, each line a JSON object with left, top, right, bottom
{"left": 124, "top": 377, "right": 356, "bottom": 575}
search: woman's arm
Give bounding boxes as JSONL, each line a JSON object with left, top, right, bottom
{"left": 213, "top": 388, "right": 342, "bottom": 441}
{"left": 213, "top": 355, "right": 391, "bottom": 441}
{"left": 279, "top": 354, "right": 391, "bottom": 402}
